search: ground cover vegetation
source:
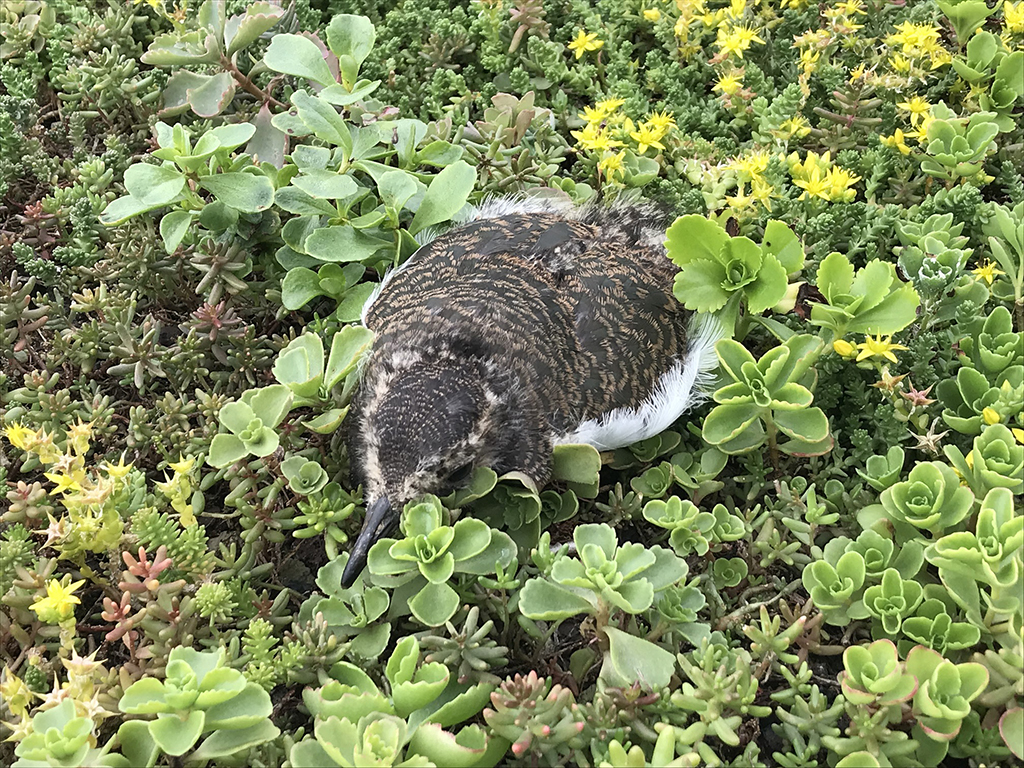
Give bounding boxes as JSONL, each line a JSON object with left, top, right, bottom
{"left": 0, "top": 0, "right": 1022, "bottom": 765}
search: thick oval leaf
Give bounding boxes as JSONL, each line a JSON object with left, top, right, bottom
{"left": 224, "top": 2, "right": 284, "bottom": 56}
{"left": 408, "top": 581, "right": 461, "bottom": 626}
{"left": 263, "top": 33, "right": 335, "bottom": 86}
{"left": 124, "top": 163, "right": 187, "bottom": 206}
{"left": 187, "top": 71, "right": 236, "bottom": 117}
{"left": 519, "top": 579, "right": 594, "bottom": 621}
{"left": 148, "top": 711, "right": 205, "bottom": 757}
{"left": 409, "top": 161, "right": 475, "bottom": 235}
{"left": 198, "top": 172, "right": 274, "bottom": 212}
{"left": 160, "top": 210, "right": 194, "bottom": 254}
{"left": 601, "top": 626, "right": 676, "bottom": 690}
{"left": 305, "top": 225, "right": 391, "bottom": 264}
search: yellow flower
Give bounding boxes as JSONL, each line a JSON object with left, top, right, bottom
{"left": 65, "top": 419, "right": 93, "bottom": 456}
{"left": 897, "top": 96, "right": 931, "bottom": 126}
{"left": 777, "top": 115, "right": 811, "bottom": 140}
{"left": 833, "top": 339, "right": 857, "bottom": 358}
{"left": 880, "top": 129, "right": 911, "bottom": 155}
{"left": 646, "top": 110, "right": 676, "bottom": 132}
{"left": 168, "top": 455, "right": 195, "bottom": 475}
{"left": 728, "top": 149, "right": 771, "bottom": 183}
{"left": 30, "top": 577, "right": 86, "bottom": 625}
{"left": 580, "top": 105, "right": 608, "bottom": 125}
{"left": 889, "top": 53, "right": 911, "bottom": 73}
{"left": 0, "top": 667, "right": 32, "bottom": 719}
{"left": 4, "top": 422, "right": 34, "bottom": 450}
{"left": 886, "top": 21, "right": 943, "bottom": 57}
{"left": 103, "top": 453, "right": 134, "bottom": 480}
{"left": 856, "top": 334, "right": 908, "bottom": 363}
{"left": 716, "top": 24, "right": 765, "bottom": 59}
{"left": 44, "top": 470, "right": 83, "bottom": 495}
{"left": 1012, "top": 427, "right": 1024, "bottom": 445}
{"left": 643, "top": 8, "right": 662, "bottom": 21}
{"left": 571, "top": 124, "right": 624, "bottom": 152}
{"left": 972, "top": 260, "right": 1005, "bottom": 285}
{"left": 714, "top": 72, "right": 744, "bottom": 96}
{"left": 825, "top": 166, "right": 861, "bottom": 202}
{"left": 794, "top": 165, "right": 831, "bottom": 200}
{"left": 568, "top": 30, "right": 604, "bottom": 59}
{"left": 595, "top": 97, "right": 625, "bottom": 115}
{"left": 629, "top": 121, "right": 667, "bottom": 154}
{"left": 1006, "top": 1, "right": 1024, "bottom": 34}
{"left": 983, "top": 407, "right": 1002, "bottom": 425}
{"left": 598, "top": 150, "right": 627, "bottom": 180}
{"left": 849, "top": 63, "right": 866, "bottom": 83}
{"left": 750, "top": 178, "right": 776, "bottom": 208}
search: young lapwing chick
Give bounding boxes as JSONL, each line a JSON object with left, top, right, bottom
{"left": 340, "top": 199, "right": 721, "bottom": 587}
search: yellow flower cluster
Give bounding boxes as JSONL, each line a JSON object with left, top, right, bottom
{"left": 1005, "top": 1, "right": 1024, "bottom": 40}
{"left": 787, "top": 150, "right": 861, "bottom": 202}
{"left": 30, "top": 576, "right": 86, "bottom": 626}
{"left": 572, "top": 100, "right": 676, "bottom": 167}
{"left": 715, "top": 23, "right": 764, "bottom": 60}
{"left": 884, "top": 21, "right": 951, "bottom": 72}
{"left": 4, "top": 421, "right": 146, "bottom": 554}
{"left": 155, "top": 455, "right": 198, "bottom": 527}
{"left": 880, "top": 97, "right": 935, "bottom": 153}
{"left": 726, "top": 149, "right": 776, "bottom": 210}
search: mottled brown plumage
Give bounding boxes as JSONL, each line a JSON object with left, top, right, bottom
{"left": 341, "top": 201, "right": 717, "bottom": 587}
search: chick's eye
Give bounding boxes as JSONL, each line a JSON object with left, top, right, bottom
{"left": 447, "top": 462, "right": 473, "bottom": 486}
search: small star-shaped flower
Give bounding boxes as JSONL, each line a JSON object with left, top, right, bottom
{"left": 908, "top": 419, "right": 949, "bottom": 455}
{"left": 900, "top": 383, "right": 935, "bottom": 408}
{"left": 871, "top": 369, "right": 909, "bottom": 392}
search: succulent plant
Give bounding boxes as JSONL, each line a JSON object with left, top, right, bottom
{"left": 483, "top": 671, "right": 584, "bottom": 764}
{"left": 419, "top": 606, "right": 509, "bottom": 686}
{"left": 879, "top": 461, "right": 974, "bottom": 537}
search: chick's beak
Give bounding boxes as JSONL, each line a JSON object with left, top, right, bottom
{"left": 341, "top": 496, "right": 396, "bottom": 588}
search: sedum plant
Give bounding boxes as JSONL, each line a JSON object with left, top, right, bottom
{"left": 519, "top": 523, "right": 687, "bottom": 689}
{"left": 117, "top": 645, "right": 279, "bottom": 760}
{"left": 809, "top": 250, "right": 920, "bottom": 340}
{"left": 664, "top": 216, "right": 804, "bottom": 336}
{"left": 906, "top": 645, "right": 989, "bottom": 743}
{"left": 924, "top": 487, "right": 1023, "bottom": 632}
{"left": 367, "top": 494, "right": 516, "bottom": 626}
{"left": 878, "top": 461, "right": 974, "bottom": 537}
{"left": 702, "top": 334, "right": 831, "bottom": 456}
{"left": 839, "top": 639, "right": 917, "bottom": 708}
{"left": 917, "top": 103, "right": 1000, "bottom": 182}
{"left": 483, "top": 671, "right": 584, "bottom": 766}
{"left": 944, "top": 424, "right": 1024, "bottom": 498}
{"left": 297, "top": 635, "right": 505, "bottom": 767}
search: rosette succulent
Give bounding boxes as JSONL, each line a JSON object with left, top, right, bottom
{"left": 117, "top": 646, "right": 279, "bottom": 760}
{"left": 945, "top": 424, "right": 1024, "bottom": 497}
{"left": 839, "top": 639, "right": 917, "bottom": 707}
{"left": 642, "top": 496, "right": 716, "bottom": 557}
{"left": 879, "top": 461, "right": 974, "bottom": 536}
{"left": 863, "top": 568, "right": 924, "bottom": 635}
{"left": 906, "top": 646, "right": 989, "bottom": 742}
{"left": 925, "top": 487, "right": 1023, "bottom": 592}
{"left": 367, "top": 495, "right": 516, "bottom": 626}
{"left": 801, "top": 551, "right": 870, "bottom": 626}
{"left": 665, "top": 216, "right": 804, "bottom": 331}
{"left": 208, "top": 384, "right": 292, "bottom": 468}
{"left": 808, "top": 251, "right": 920, "bottom": 338}
{"left": 918, "top": 103, "right": 1000, "bottom": 181}
{"left": 701, "top": 334, "right": 831, "bottom": 456}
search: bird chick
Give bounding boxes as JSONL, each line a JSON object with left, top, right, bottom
{"left": 341, "top": 198, "right": 722, "bottom": 587}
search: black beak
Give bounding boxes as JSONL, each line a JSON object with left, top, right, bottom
{"left": 341, "top": 496, "right": 397, "bottom": 588}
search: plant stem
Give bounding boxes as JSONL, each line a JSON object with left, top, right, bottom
{"left": 220, "top": 55, "right": 286, "bottom": 109}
